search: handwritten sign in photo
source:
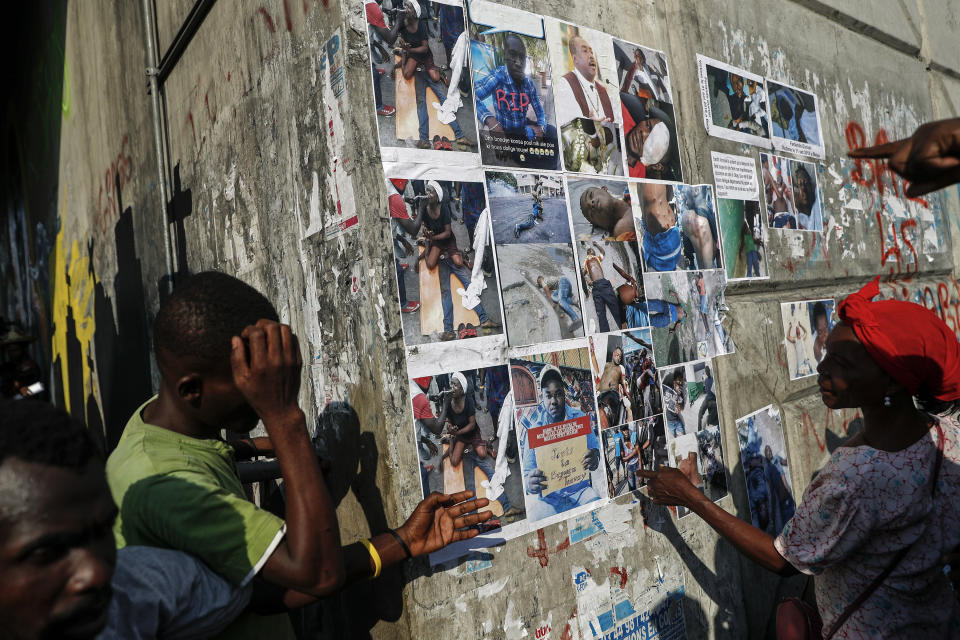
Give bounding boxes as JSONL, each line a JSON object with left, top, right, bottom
{"left": 529, "top": 416, "right": 592, "bottom": 496}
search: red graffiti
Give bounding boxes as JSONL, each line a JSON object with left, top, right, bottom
{"left": 560, "top": 606, "right": 579, "bottom": 640}
{"left": 800, "top": 410, "right": 827, "bottom": 453}
{"left": 525, "top": 528, "right": 570, "bottom": 567}
{"left": 535, "top": 624, "right": 552, "bottom": 639}
{"left": 93, "top": 135, "right": 134, "bottom": 236}
{"left": 610, "top": 566, "right": 628, "bottom": 589}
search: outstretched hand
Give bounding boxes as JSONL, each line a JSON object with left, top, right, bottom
{"left": 394, "top": 491, "right": 492, "bottom": 557}
{"left": 637, "top": 466, "right": 699, "bottom": 508}
{"left": 848, "top": 117, "right": 960, "bottom": 197}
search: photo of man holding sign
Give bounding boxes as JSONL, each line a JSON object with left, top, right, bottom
{"left": 512, "top": 353, "right": 604, "bottom": 521}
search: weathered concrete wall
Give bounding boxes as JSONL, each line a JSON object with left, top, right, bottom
{"left": 5, "top": 0, "right": 959, "bottom": 638}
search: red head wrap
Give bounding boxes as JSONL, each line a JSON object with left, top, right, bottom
{"left": 837, "top": 276, "right": 960, "bottom": 401}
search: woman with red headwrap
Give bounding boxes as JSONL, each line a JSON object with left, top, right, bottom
{"left": 639, "top": 277, "right": 960, "bottom": 638}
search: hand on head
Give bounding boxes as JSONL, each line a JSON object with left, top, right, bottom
{"left": 394, "top": 491, "right": 492, "bottom": 557}
{"left": 848, "top": 117, "right": 960, "bottom": 197}
{"left": 230, "top": 319, "right": 303, "bottom": 425}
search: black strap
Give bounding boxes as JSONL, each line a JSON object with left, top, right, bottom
{"left": 823, "top": 423, "right": 945, "bottom": 639}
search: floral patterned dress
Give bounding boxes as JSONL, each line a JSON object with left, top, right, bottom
{"left": 774, "top": 417, "right": 960, "bottom": 638}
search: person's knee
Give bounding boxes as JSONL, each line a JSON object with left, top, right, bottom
{"left": 428, "top": 69, "right": 440, "bottom": 83}
{"left": 452, "top": 255, "right": 463, "bottom": 267}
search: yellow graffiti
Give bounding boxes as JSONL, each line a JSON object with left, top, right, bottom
{"left": 51, "top": 225, "right": 99, "bottom": 416}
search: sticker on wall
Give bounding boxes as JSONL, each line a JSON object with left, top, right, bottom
{"left": 643, "top": 270, "right": 733, "bottom": 367}
{"left": 760, "top": 152, "right": 823, "bottom": 231}
{"left": 613, "top": 38, "right": 682, "bottom": 182}
{"left": 567, "top": 177, "right": 647, "bottom": 334}
{"left": 568, "top": 508, "right": 606, "bottom": 544}
{"left": 696, "top": 54, "right": 771, "bottom": 148}
{"left": 736, "top": 404, "right": 796, "bottom": 536}
{"left": 364, "top": 0, "right": 481, "bottom": 166}
{"left": 387, "top": 172, "right": 505, "bottom": 347}
{"left": 766, "top": 80, "right": 825, "bottom": 159}
{"left": 468, "top": 0, "right": 561, "bottom": 170}
{"left": 544, "top": 19, "right": 624, "bottom": 176}
{"left": 632, "top": 181, "right": 722, "bottom": 273}
{"left": 780, "top": 299, "right": 835, "bottom": 380}
{"left": 511, "top": 342, "right": 606, "bottom": 524}
{"left": 660, "top": 360, "right": 727, "bottom": 517}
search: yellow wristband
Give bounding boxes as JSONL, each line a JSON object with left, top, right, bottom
{"left": 359, "top": 538, "right": 382, "bottom": 579}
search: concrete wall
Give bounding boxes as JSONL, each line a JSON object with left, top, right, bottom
{"left": 6, "top": 0, "right": 959, "bottom": 638}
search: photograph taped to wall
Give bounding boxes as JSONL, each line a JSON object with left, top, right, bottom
{"left": 780, "top": 299, "right": 835, "bottom": 380}
{"left": 696, "top": 54, "right": 771, "bottom": 148}
{"left": 614, "top": 38, "right": 682, "bottom": 181}
{"left": 365, "top": 0, "right": 481, "bottom": 166}
{"left": 736, "top": 404, "right": 795, "bottom": 536}
{"left": 603, "top": 419, "right": 636, "bottom": 498}
{"left": 544, "top": 19, "right": 623, "bottom": 176}
{"left": 622, "top": 329, "right": 661, "bottom": 421}
{"left": 760, "top": 153, "right": 823, "bottom": 231}
{"left": 487, "top": 171, "right": 571, "bottom": 245}
{"left": 511, "top": 345, "right": 606, "bottom": 523}
{"left": 568, "top": 177, "right": 649, "bottom": 334}
{"left": 495, "top": 242, "right": 585, "bottom": 346}
{"left": 387, "top": 175, "right": 505, "bottom": 346}
{"left": 644, "top": 270, "right": 733, "bottom": 367}
{"left": 636, "top": 414, "right": 668, "bottom": 486}
{"left": 718, "top": 197, "right": 768, "bottom": 281}
{"left": 631, "top": 181, "right": 722, "bottom": 273}
{"left": 767, "top": 80, "right": 825, "bottom": 159}
{"left": 410, "top": 367, "right": 525, "bottom": 528}
{"left": 468, "top": 2, "right": 560, "bottom": 170}
{"left": 590, "top": 333, "right": 634, "bottom": 431}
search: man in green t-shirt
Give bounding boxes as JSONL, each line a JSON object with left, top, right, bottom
{"left": 107, "top": 272, "right": 492, "bottom": 639}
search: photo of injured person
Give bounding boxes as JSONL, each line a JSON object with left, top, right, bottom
{"left": 718, "top": 197, "right": 768, "bottom": 281}
{"left": 760, "top": 153, "right": 823, "bottom": 231}
{"left": 487, "top": 171, "right": 571, "bottom": 245}
{"left": 511, "top": 346, "right": 605, "bottom": 522}
{"left": 365, "top": 0, "right": 479, "bottom": 156}
{"left": 469, "top": 10, "right": 560, "bottom": 170}
{"left": 590, "top": 333, "right": 633, "bottom": 431}
{"left": 697, "top": 54, "right": 770, "bottom": 147}
{"left": 644, "top": 269, "right": 733, "bottom": 367}
{"left": 544, "top": 20, "right": 623, "bottom": 176}
{"left": 613, "top": 39, "right": 682, "bottom": 181}
{"left": 568, "top": 177, "right": 648, "bottom": 334}
{"left": 780, "top": 298, "right": 835, "bottom": 380}
{"left": 388, "top": 176, "right": 503, "bottom": 344}
{"left": 632, "top": 181, "right": 722, "bottom": 273}
{"left": 737, "top": 405, "right": 795, "bottom": 535}
{"left": 767, "top": 80, "right": 824, "bottom": 158}
{"left": 410, "top": 368, "right": 526, "bottom": 530}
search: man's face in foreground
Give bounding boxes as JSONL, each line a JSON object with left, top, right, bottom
{"left": 570, "top": 36, "right": 597, "bottom": 81}
{"left": 0, "top": 459, "right": 117, "bottom": 640}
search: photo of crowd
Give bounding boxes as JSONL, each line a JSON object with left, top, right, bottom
{"left": 780, "top": 299, "right": 835, "bottom": 380}
{"left": 659, "top": 360, "right": 718, "bottom": 442}
{"left": 388, "top": 176, "right": 503, "bottom": 345}
{"left": 546, "top": 21, "right": 623, "bottom": 175}
{"left": 737, "top": 405, "right": 796, "bottom": 535}
{"left": 697, "top": 54, "right": 770, "bottom": 147}
{"left": 718, "top": 197, "right": 767, "bottom": 280}
{"left": 511, "top": 346, "right": 605, "bottom": 521}
{"left": 365, "top": 0, "right": 478, "bottom": 155}
{"left": 622, "top": 329, "right": 660, "bottom": 420}
{"left": 614, "top": 38, "right": 681, "bottom": 181}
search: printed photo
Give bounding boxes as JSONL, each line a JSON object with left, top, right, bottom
{"left": 622, "top": 329, "right": 661, "bottom": 420}
{"left": 469, "top": 12, "right": 560, "bottom": 170}
{"left": 604, "top": 420, "right": 638, "bottom": 497}
{"left": 487, "top": 171, "right": 571, "bottom": 245}
{"left": 613, "top": 39, "right": 682, "bottom": 181}
{"left": 637, "top": 414, "right": 668, "bottom": 483}
{"left": 512, "top": 346, "right": 605, "bottom": 522}
{"left": 495, "top": 243, "right": 584, "bottom": 346}
{"left": 545, "top": 20, "right": 623, "bottom": 176}
{"left": 760, "top": 153, "right": 822, "bottom": 231}
{"left": 365, "top": 0, "right": 479, "bottom": 159}
{"left": 737, "top": 405, "right": 795, "bottom": 535}
{"left": 780, "top": 299, "right": 835, "bottom": 380}
{"left": 659, "top": 360, "right": 719, "bottom": 442}
{"left": 667, "top": 423, "right": 727, "bottom": 517}
{"left": 767, "top": 80, "right": 824, "bottom": 159}
{"left": 718, "top": 198, "right": 768, "bottom": 280}
{"left": 590, "top": 333, "right": 634, "bottom": 430}
{"left": 568, "top": 178, "right": 648, "bottom": 334}
{"left": 411, "top": 367, "right": 526, "bottom": 529}
{"left": 388, "top": 176, "right": 503, "bottom": 344}
{"left": 632, "top": 182, "right": 721, "bottom": 273}
{"left": 697, "top": 54, "right": 770, "bottom": 147}
{"left": 644, "top": 270, "right": 733, "bottom": 366}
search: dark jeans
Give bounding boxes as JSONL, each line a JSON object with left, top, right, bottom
{"left": 396, "top": 259, "right": 408, "bottom": 307}
{"left": 438, "top": 257, "right": 489, "bottom": 331}
{"left": 746, "top": 250, "right": 760, "bottom": 277}
{"left": 463, "top": 451, "right": 511, "bottom": 511}
{"left": 416, "top": 72, "right": 464, "bottom": 140}
{"left": 373, "top": 63, "right": 383, "bottom": 110}
{"left": 592, "top": 279, "right": 621, "bottom": 333}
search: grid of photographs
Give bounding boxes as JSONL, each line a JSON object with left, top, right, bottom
{"left": 362, "top": 0, "right": 839, "bottom": 565}
{"left": 736, "top": 405, "right": 796, "bottom": 535}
